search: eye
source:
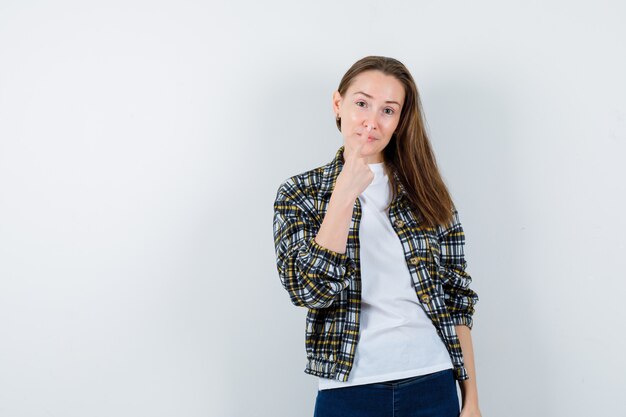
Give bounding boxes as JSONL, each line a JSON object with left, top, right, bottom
{"left": 384, "top": 108, "right": 395, "bottom": 115}
{"left": 356, "top": 100, "right": 367, "bottom": 107}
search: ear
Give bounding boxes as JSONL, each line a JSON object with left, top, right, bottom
{"left": 332, "top": 90, "right": 342, "bottom": 114}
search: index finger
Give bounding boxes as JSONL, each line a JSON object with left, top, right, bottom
{"left": 346, "top": 125, "right": 371, "bottom": 162}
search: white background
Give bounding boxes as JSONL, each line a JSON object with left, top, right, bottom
{"left": 1, "top": 1, "right": 625, "bottom": 416}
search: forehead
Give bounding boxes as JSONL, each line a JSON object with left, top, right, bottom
{"left": 346, "top": 70, "right": 405, "bottom": 104}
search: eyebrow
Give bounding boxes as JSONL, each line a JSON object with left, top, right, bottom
{"left": 353, "top": 91, "right": 402, "bottom": 107}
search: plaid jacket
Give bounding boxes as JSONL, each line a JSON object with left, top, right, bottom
{"left": 272, "top": 145, "right": 479, "bottom": 382}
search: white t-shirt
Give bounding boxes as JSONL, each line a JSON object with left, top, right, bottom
{"left": 318, "top": 161, "right": 453, "bottom": 390}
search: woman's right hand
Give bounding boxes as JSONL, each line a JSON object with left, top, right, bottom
{"left": 335, "top": 126, "right": 375, "bottom": 200}
{"left": 314, "top": 126, "right": 374, "bottom": 255}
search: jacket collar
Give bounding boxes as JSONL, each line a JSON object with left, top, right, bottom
{"left": 319, "top": 145, "right": 408, "bottom": 200}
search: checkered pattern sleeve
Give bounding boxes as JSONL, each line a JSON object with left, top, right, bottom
{"left": 437, "top": 209, "right": 479, "bottom": 329}
{"left": 273, "top": 181, "right": 356, "bottom": 309}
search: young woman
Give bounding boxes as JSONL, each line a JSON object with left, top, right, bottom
{"left": 273, "top": 56, "right": 481, "bottom": 417}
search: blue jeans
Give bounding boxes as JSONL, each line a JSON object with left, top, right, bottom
{"left": 313, "top": 368, "right": 460, "bottom": 417}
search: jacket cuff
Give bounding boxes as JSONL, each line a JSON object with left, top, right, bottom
{"left": 451, "top": 314, "right": 474, "bottom": 330}
{"left": 306, "top": 236, "right": 349, "bottom": 265}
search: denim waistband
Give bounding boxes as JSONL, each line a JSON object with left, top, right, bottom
{"left": 370, "top": 368, "right": 453, "bottom": 388}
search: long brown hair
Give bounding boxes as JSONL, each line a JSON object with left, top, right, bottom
{"left": 335, "top": 56, "right": 454, "bottom": 228}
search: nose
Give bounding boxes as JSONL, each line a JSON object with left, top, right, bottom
{"left": 364, "top": 119, "right": 377, "bottom": 132}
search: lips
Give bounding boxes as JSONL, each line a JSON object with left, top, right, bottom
{"left": 359, "top": 133, "right": 378, "bottom": 140}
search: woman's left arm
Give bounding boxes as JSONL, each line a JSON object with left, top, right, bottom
{"left": 437, "top": 209, "right": 481, "bottom": 416}
{"left": 456, "top": 325, "right": 481, "bottom": 416}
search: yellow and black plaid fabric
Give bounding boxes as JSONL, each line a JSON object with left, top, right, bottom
{"left": 272, "top": 145, "right": 479, "bottom": 382}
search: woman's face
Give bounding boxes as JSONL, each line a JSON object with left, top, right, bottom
{"left": 332, "top": 70, "right": 405, "bottom": 163}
